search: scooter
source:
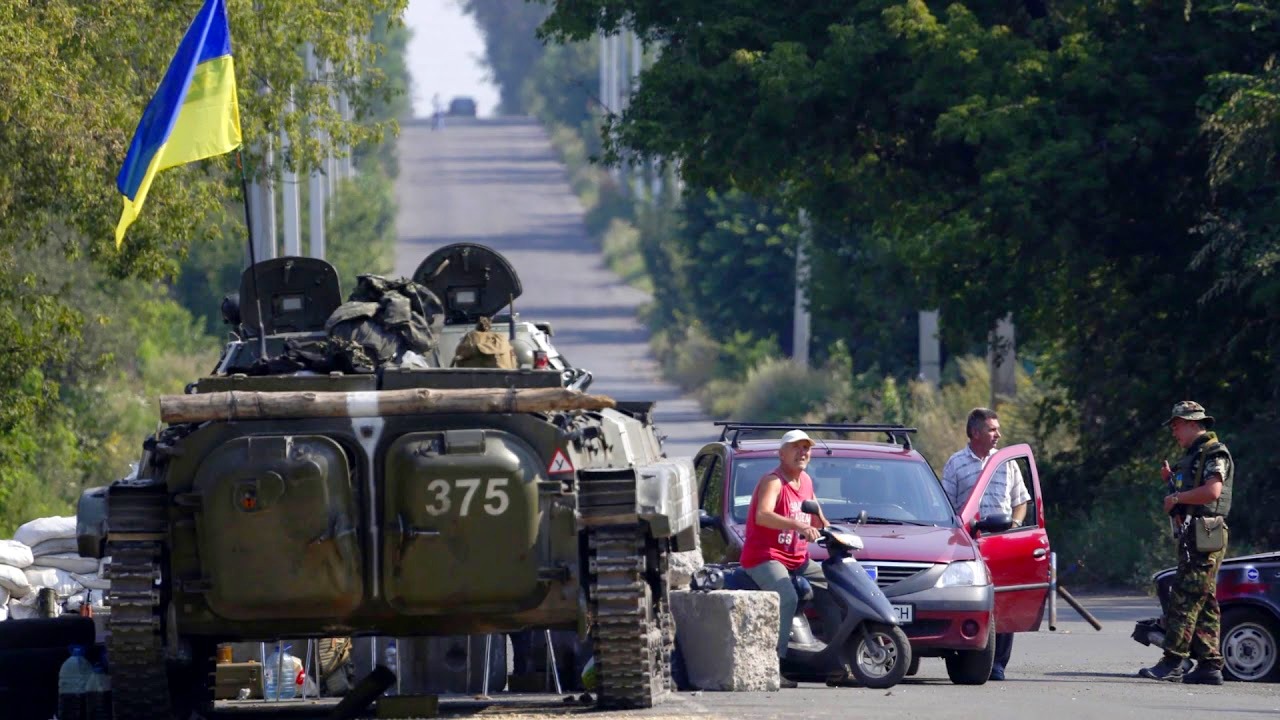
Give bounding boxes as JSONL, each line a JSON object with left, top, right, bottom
{"left": 726, "top": 500, "right": 912, "bottom": 689}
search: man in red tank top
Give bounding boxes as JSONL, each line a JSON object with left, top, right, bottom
{"left": 741, "top": 430, "right": 830, "bottom": 674}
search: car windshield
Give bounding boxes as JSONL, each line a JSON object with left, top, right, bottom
{"left": 730, "top": 455, "right": 957, "bottom": 526}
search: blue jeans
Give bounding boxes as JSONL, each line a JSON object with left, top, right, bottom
{"left": 744, "top": 559, "right": 827, "bottom": 658}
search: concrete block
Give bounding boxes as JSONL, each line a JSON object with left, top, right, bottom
{"left": 670, "top": 589, "right": 780, "bottom": 691}
{"left": 669, "top": 549, "right": 705, "bottom": 590}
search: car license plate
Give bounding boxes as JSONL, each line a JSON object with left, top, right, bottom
{"left": 892, "top": 604, "right": 914, "bottom": 624}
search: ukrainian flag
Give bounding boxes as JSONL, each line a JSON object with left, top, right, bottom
{"left": 115, "top": 0, "right": 242, "bottom": 247}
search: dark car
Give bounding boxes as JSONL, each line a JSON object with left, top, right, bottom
{"left": 1144, "top": 551, "right": 1280, "bottom": 681}
{"left": 448, "top": 96, "right": 477, "bottom": 117}
{"left": 696, "top": 423, "right": 1054, "bottom": 685}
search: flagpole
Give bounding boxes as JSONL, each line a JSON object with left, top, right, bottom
{"left": 236, "top": 149, "right": 269, "bottom": 359}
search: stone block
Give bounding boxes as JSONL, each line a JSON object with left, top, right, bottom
{"left": 670, "top": 589, "right": 780, "bottom": 691}
{"left": 669, "top": 549, "right": 705, "bottom": 590}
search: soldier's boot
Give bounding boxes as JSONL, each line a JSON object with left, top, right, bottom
{"left": 1138, "top": 656, "right": 1189, "bottom": 682}
{"left": 1182, "top": 663, "right": 1224, "bottom": 685}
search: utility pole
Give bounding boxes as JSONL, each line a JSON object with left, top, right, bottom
{"left": 247, "top": 139, "right": 276, "bottom": 263}
{"left": 989, "top": 314, "right": 1017, "bottom": 407}
{"left": 918, "top": 310, "right": 941, "bottom": 384}
{"left": 306, "top": 44, "right": 326, "bottom": 260}
{"left": 280, "top": 89, "right": 301, "bottom": 257}
{"left": 792, "top": 210, "right": 812, "bottom": 368}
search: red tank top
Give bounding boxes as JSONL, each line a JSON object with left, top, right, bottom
{"left": 740, "top": 466, "right": 814, "bottom": 571}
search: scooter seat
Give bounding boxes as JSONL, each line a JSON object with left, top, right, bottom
{"left": 723, "top": 567, "right": 814, "bottom": 609}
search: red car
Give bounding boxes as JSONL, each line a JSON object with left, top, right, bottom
{"left": 695, "top": 423, "right": 1054, "bottom": 684}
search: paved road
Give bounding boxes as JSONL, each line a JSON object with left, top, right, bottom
{"left": 390, "top": 118, "right": 1280, "bottom": 719}
{"left": 395, "top": 117, "right": 715, "bottom": 458}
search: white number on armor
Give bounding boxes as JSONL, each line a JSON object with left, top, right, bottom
{"left": 456, "top": 478, "right": 481, "bottom": 515}
{"left": 424, "top": 478, "right": 511, "bottom": 516}
{"left": 484, "top": 478, "right": 510, "bottom": 515}
{"left": 424, "top": 479, "right": 452, "bottom": 515}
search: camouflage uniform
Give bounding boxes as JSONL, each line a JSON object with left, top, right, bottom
{"left": 1155, "top": 402, "right": 1233, "bottom": 674}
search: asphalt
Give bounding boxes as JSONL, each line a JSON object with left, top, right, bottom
{"left": 395, "top": 116, "right": 716, "bottom": 459}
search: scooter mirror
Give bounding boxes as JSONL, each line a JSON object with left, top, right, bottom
{"left": 800, "top": 499, "right": 821, "bottom": 514}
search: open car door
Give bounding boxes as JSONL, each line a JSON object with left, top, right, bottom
{"left": 958, "top": 443, "right": 1052, "bottom": 633}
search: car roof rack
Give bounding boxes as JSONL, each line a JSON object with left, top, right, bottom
{"left": 714, "top": 422, "right": 918, "bottom": 450}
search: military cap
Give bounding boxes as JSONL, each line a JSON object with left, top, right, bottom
{"left": 1165, "top": 400, "right": 1214, "bottom": 427}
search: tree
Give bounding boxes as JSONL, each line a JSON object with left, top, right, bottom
{"left": 0, "top": 0, "right": 405, "bottom": 423}
{"left": 540, "top": 1, "right": 1280, "bottom": 543}
{"left": 461, "top": 0, "right": 551, "bottom": 114}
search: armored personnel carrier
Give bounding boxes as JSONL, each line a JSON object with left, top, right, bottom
{"left": 76, "top": 243, "right": 697, "bottom": 718}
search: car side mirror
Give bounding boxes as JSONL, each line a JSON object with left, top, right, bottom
{"left": 699, "top": 509, "right": 721, "bottom": 529}
{"left": 800, "top": 499, "right": 821, "bottom": 515}
{"left": 972, "top": 513, "right": 1014, "bottom": 535}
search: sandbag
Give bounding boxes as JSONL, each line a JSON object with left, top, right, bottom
{"left": 8, "top": 594, "right": 49, "bottom": 620}
{"left": 29, "top": 538, "right": 78, "bottom": 557}
{"left": 0, "top": 541, "right": 33, "bottom": 570}
{"left": 13, "top": 517, "right": 76, "bottom": 548}
{"left": 0, "top": 602, "right": 7, "bottom": 622}
{"left": 63, "top": 593, "right": 86, "bottom": 612}
{"left": 35, "top": 554, "right": 98, "bottom": 575}
{"left": 22, "top": 567, "right": 80, "bottom": 597}
{"left": 0, "top": 585, "right": 9, "bottom": 609}
{"left": 71, "top": 573, "right": 110, "bottom": 591}
{"left": 0, "top": 565, "right": 32, "bottom": 599}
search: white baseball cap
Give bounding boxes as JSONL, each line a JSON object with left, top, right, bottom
{"left": 779, "top": 429, "right": 815, "bottom": 449}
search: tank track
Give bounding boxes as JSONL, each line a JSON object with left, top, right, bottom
{"left": 588, "top": 526, "right": 673, "bottom": 709}
{"left": 106, "top": 539, "right": 172, "bottom": 720}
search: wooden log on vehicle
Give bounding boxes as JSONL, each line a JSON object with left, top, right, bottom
{"left": 159, "top": 387, "right": 616, "bottom": 423}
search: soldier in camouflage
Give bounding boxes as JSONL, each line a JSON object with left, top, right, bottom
{"left": 1139, "top": 401, "right": 1233, "bottom": 685}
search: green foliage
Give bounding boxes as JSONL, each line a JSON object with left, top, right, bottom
{"left": 459, "top": 0, "right": 551, "bottom": 114}
{"left": 327, "top": 172, "right": 398, "bottom": 283}
{"left": 0, "top": 1, "right": 408, "bottom": 530}
{"left": 539, "top": 0, "right": 1280, "bottom": 567}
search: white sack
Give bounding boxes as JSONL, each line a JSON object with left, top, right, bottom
{"left": 0, "top": 586, "right": 9, "bottom": 607}
{"left": 72, "top": 572, "right": 111, "bottom": 591}
{"left": 23, "top": 566, "right": 81, "bottom": 597}
{"left": 0, "top": 564, "right": 32, "bottom": 598}
{"left": 0, "top": 602, "right": 7, "bottom": 621}
{"left": 36, "top": 553, "right": 98, "bottom": 574}
{"left": 87, "top": 589, "right": 106, "bottom": 608}
{"left": 13, "top": 516, "right": 77, "bottom": 547}
{"left": 0, "top": 540, "right": 33, "bottom": 569}
{"left": 64, "top": 593, "right": 87, "bottom": 612}
{"left": 8, "top": 593, "right": 54, "bottom": 620}
{"left": 30, "top": 538, "right": 78, "bottom": 557}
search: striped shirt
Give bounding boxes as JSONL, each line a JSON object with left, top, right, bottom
{"left": 941, "top": 445, "right": 1030, "bottom": 519}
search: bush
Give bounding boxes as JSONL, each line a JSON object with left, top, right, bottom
{"left": 731, "top": 358, "right": 843, "bottom": 422}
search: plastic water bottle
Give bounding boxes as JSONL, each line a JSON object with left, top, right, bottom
{"left": 57, "top": 645, "right": 93, "bottom": 720}
{"left": 265, "top": 645, "right": 298, "bottom": 700}
{"left": 85, "top": 663, "right": 111, "bottom": 720}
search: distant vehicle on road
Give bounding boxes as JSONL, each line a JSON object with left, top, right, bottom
{"left": 1135, "top": 551, "right": 1280, "bottom": 682}
{"left": 448, "top": 96, "right": 477, "bottom": 117}
{"left": 695, "top": 422, "right": 1054, "bottom": 685}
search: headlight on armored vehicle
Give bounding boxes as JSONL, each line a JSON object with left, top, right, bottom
{"left": 934, "top": 560, "right": 989, "bottom": 588}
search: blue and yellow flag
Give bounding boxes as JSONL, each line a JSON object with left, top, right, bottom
{"left": 115, "top": 0, "right": 242, "bottom": 247}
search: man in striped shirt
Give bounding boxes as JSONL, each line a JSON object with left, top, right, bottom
{"left": 941, "top": 407, "right": 1030, "bottom": 681}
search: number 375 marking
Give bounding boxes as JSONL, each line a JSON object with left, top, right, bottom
{"left": 424, "top": 478, "right": 510, "bottom": 516}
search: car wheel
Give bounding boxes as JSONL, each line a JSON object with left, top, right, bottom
{"left": 906, "top": 654, "right": 921, "bottom": 677}
{"left": 846, "top": 623, "right": 911, "bottom": 689}
{"left": 1221, "top": 608, "right": 1278, "bottom": 682}
{"left": 945, "top": 620, "right": 995, "bottom": 685}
